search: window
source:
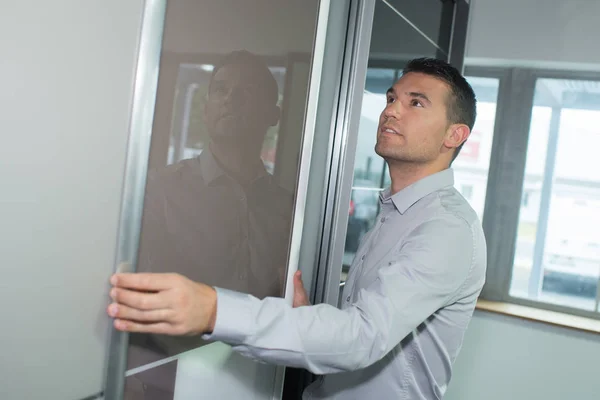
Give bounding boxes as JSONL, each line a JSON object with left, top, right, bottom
{"left": 343, "top": 68, "right": 395, "bottom": 277}
{"left": 476, "top": 68, "right": 600, "bottom": 318}
{"left": 509, "top": 78, "right": 600, "bottom": 311}
{"left": 522, "top": 191, "right": 530, "bottom": 207}
{"left": 454, "top": 76, "right": 499, "bottom": 219}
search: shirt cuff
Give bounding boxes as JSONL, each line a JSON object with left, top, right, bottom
{"left": 201, "top": 287, "right": 255, "bottom": 344}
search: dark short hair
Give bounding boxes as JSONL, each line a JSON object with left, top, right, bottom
{"left": 209, "top": 50, "right": 279, "bottom": 104}
{"left": 403, "top": 58, "right": 477, "bottom": 162}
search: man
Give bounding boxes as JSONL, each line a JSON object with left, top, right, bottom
{"left": 125, "top": 50, "right": 294, "bottom": 396}
{"left": 108, "top": 58, "right": 487, "bottom": 399}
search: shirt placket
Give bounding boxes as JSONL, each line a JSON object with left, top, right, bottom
{"left": 343, "top": 207, "right": 391, "bottom": 305}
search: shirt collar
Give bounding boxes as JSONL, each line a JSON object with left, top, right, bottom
{"left": 379, "top": 168, "right": 455, "bottom": 214}
{"left": 199, "top": 147, "right": 269, "bottom": 186}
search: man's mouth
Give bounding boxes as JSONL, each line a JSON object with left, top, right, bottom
{"left": 381, "top": 126, "right": 399, "bottom": 135}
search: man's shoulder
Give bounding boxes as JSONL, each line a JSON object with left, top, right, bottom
{"left": 146, "top": 158, "right": 203, "bottom": 191}
{"left": 429, "top": 186, "right": 482, "bottom": 232}
{"left": 148, "top": 158, "right": 200, "bottom": 182}
{"left": 413, "top": 188, "right": 487, "bottom": 265}
{"left": 435, "top": 187, "right": 487, "bottom": 285}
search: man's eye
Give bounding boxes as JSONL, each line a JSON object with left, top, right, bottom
{"left": 387, "top": 96, "right": 395, "bottom": 104}
{"left": 410, "top": 99, "right": 423, "bottom": 107}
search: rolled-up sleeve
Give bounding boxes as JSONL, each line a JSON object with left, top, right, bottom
{"left": 203, "top": 215, "right": 475, "bottom": 375}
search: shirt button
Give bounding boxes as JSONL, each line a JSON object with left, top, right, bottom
{"left": 361, "top": 255, "right": 365, "bottom": 261}
{"left": 346, "top": 295, "right": 351, "bottom": 302}
{"left": 380, "top": 216, "right": 386, "bottom": 223}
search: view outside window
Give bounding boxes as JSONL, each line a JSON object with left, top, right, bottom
{"left": 342, "top": 68, "right": 398, "bottom": 274}
{"left": 343, "top": 69, "right": 393, "bottom": 277}
{"left": 454, "top": 77, "right": 499, "bottom": 219}
{"left": 510, "top": 78, "right": 600, "bottom": 311}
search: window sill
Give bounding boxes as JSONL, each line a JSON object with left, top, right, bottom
{"left": 475, "top": 299, "right": 600, "bottom": 335}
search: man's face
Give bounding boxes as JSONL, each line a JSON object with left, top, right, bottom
{"left": 375, "top": 72, "right": 453, "bottom": 164}
{"left": 204, "top": 63, "right": 279, "bottom": 145}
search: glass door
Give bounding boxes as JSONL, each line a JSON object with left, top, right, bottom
{"left": 105, "top": 0, "right": 328, "bottom": 398}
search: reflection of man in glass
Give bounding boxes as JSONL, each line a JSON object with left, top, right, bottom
{"left": 125, "top": 50, "right": 294, "bottom": 391}
{"left": 140, "top": 50, "right": 290, "bottom": 296}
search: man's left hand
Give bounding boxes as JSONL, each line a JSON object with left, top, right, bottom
{"left": 107, "top": 273, "right": 217, "bottom": 335}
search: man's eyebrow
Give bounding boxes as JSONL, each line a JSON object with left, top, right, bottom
{"left": 407, "top": 91, "right": 431, "bottom": 105}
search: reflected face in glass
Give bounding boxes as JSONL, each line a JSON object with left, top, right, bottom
{"left": 204, "top": 62, "right": 280, "bottom": 147}
{"left": 375, "top": 72, "right": 451, "bottom": 164}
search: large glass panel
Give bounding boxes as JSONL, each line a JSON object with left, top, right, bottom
{"left": 124, "top": 0, "right": 321, "bottom": 398}
{"left": 510, "top": 78, "right": 600, "bottom": 311}
{"left": 342, "top": 0, "right": 450, "bottom": 280}
{"left": 368, "top": 0, "right": 446, "bottom": 66}
{"left": 453, "top": 76, "right": 499, "bottom": 219}
{"left": 385, "top": 0, "right": 455, "bottom": 53}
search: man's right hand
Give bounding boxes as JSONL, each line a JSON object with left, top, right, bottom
{"left": 292, "top": 270, "right": 311, "bottom": 307}
{"left": 108, "top": 272, "right": 218, "bottom": 335}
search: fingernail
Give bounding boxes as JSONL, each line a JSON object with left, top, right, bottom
{"left": 109, "top": 304, "right": 118, "bottom": 317}
{"left": 110, "top": 288, "right": 116, "bottom": 299}
{"left": 114, "top": 319, "right": 124, "bottom": 330}
{"left": 110, "top": 275, "right": 118, "bottom": 285}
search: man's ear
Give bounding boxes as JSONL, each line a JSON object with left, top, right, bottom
{"left": 444, "top": 124, "right": 470, "bottom": 150}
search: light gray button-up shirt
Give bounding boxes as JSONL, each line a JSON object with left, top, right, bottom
{"left": 206, "top": 168, "right": 487, "bottom": 399}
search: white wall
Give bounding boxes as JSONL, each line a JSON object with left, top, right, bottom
{"left": 0, "top": 1, "right": 144, "bottom": 399}
{"left": 445, "top": 311, "right": 600, "bottom": 400}
{"left": 466, "top": 0, "right": 600, "bottom": 69}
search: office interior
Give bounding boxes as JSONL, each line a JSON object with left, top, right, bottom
{"left": 1, "top": 0, "right": 599, "bottom": 399}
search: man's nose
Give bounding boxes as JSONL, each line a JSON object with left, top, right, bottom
{"left": 383, "top": 103, "right": 400, "bottom": 120}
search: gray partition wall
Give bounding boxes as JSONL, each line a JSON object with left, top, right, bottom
{"left": 0, "top": 1, "right": 147, "bottom": 400}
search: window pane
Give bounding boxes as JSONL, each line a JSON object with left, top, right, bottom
{"left": 510, "top": 78, "right": 600, "bottom": 311}
{"left": 353, "top": 68, "right": 396, "bottom": 189}
{"left": 454, "top": 76, "right": 499, "bottom": 219}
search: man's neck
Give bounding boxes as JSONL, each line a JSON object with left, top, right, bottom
{"left": 387, "top": 160, "right": 447, "bottom": 195}
{"left": 209, "top": 141, "right": 264, "bottom": 184}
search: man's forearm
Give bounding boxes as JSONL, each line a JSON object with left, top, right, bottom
{"left": 202, "top": 288, "right": 393, "bottom": 375}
